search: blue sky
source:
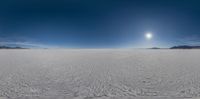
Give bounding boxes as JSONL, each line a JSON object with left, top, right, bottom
{"left": 0, "top": 0, "right": 200, "bottom": 48}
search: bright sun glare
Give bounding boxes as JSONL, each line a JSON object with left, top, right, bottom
{"left": 145, "top": 32, "right": 153, "bottom": 40}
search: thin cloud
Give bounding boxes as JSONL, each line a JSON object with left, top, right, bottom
{"left": 0, "top": 36, "right": 60, "bottom": 48}
{"left": 0, "top": 41, "right": 58, "bottom": 48}
{"left": 175, "top": 35, "right": 200, "bottom": 46}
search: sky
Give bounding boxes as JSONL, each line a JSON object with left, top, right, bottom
{"left": 0, "top": 0, "right": 200, "bottom": 48}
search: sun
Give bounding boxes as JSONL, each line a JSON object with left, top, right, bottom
{"left": 145, "top": 32, "right": 153, "bottom": 40}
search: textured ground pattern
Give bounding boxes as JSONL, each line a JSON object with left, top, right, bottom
{"left": 0, "top": 49, "right": 200, "bottom": 99}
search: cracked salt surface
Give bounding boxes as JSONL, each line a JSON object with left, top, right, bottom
{"left": 0, "top": 49, "right": 200, "bottom": 99}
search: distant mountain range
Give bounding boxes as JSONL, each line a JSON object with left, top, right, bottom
{"left": 149, "top": 45, "right": 200, "bottom": 49}
{"left": 0, "top": 46, "right": 27, "bottom": 49}
{"left": 0, "top": 45, "right": 200, "bottom": 49}
{"left": 170, "top": 45, "right": 200, "bottom": 49}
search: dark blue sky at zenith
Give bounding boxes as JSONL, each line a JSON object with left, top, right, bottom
{"left": 0, "top": 0, "right": 200, "bottom": 48}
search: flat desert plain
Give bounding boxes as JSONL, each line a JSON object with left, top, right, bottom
{"left": 0, "top": 49, "right": 200, "bottom": 99}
